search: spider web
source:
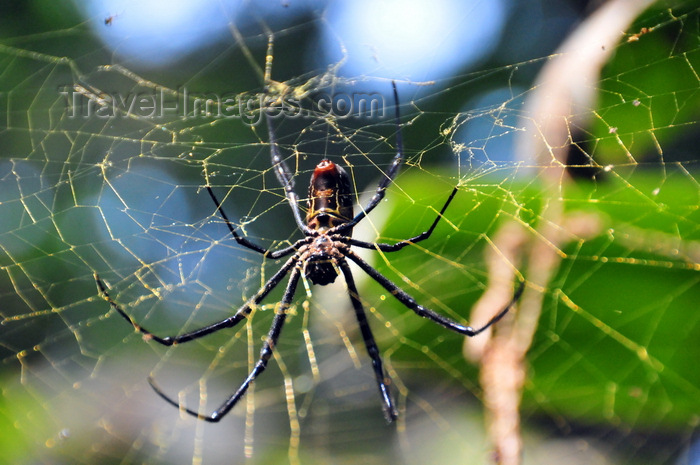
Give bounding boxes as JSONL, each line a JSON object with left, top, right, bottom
{"left": 1, "top": 2, "right": 699, "bottom": 465}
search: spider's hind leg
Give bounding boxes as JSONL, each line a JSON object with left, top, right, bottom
{"left": 338, "top": 259, "right": 398, "bottom": 422}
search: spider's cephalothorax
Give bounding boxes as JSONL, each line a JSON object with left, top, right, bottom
{"left": 303, "top": 234, "right": 341, "bottom": 286}
{"left": 95, "top": 81, "right": 524, "bottom": 424}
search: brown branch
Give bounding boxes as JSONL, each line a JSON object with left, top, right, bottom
{"left": 469, "top": 0, "right": 655, "bottom": 463}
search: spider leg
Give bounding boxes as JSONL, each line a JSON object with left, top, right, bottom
{"left": 149, "top": 266, "right": 302, "bottom": 422}
{"left": 342, "top": 248, "right": 524, "bottom": 336}
{"left": 206, "top": 186, "right": 301, "bottom": 259}
{"left": 338, "top": 259, "right": 398, "bottom": 422}
{"left": 94, "top": 251, "right": 300, "bottom": 346}
{"left": 265, "top": 112, "right": 314, "bottom": 236}
{"left": 331, "top": 81, "right": 403, "bottom": 235}
{"left": 342, "top": 186, "right": 459, "bottom": 252}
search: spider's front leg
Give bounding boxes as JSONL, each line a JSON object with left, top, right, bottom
{"left": 343, "top": 185, "right": 459, "bottom": 253}
{"left": 265, "top": 112, "right": 314, "bottom": 236}
{"left": 206, "top": 186, "right": 300, "bottom": 259}
{"left": 331, "top": 81, "right": 404, "bottom": 235}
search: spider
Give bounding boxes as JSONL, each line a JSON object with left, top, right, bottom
{"left": 95, "top": 82, "right": 524, "bottom": 423}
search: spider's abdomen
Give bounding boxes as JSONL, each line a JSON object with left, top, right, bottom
{"left": 307, "top": 160, "right": 353, "bottom": 232}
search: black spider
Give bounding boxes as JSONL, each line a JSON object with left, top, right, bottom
{"left": 95, "top": 82, "right": 524, "bottom": 423}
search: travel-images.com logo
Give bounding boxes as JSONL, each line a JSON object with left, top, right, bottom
{"left": 58, "top": 85, "right": 389, "bottom": 125}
